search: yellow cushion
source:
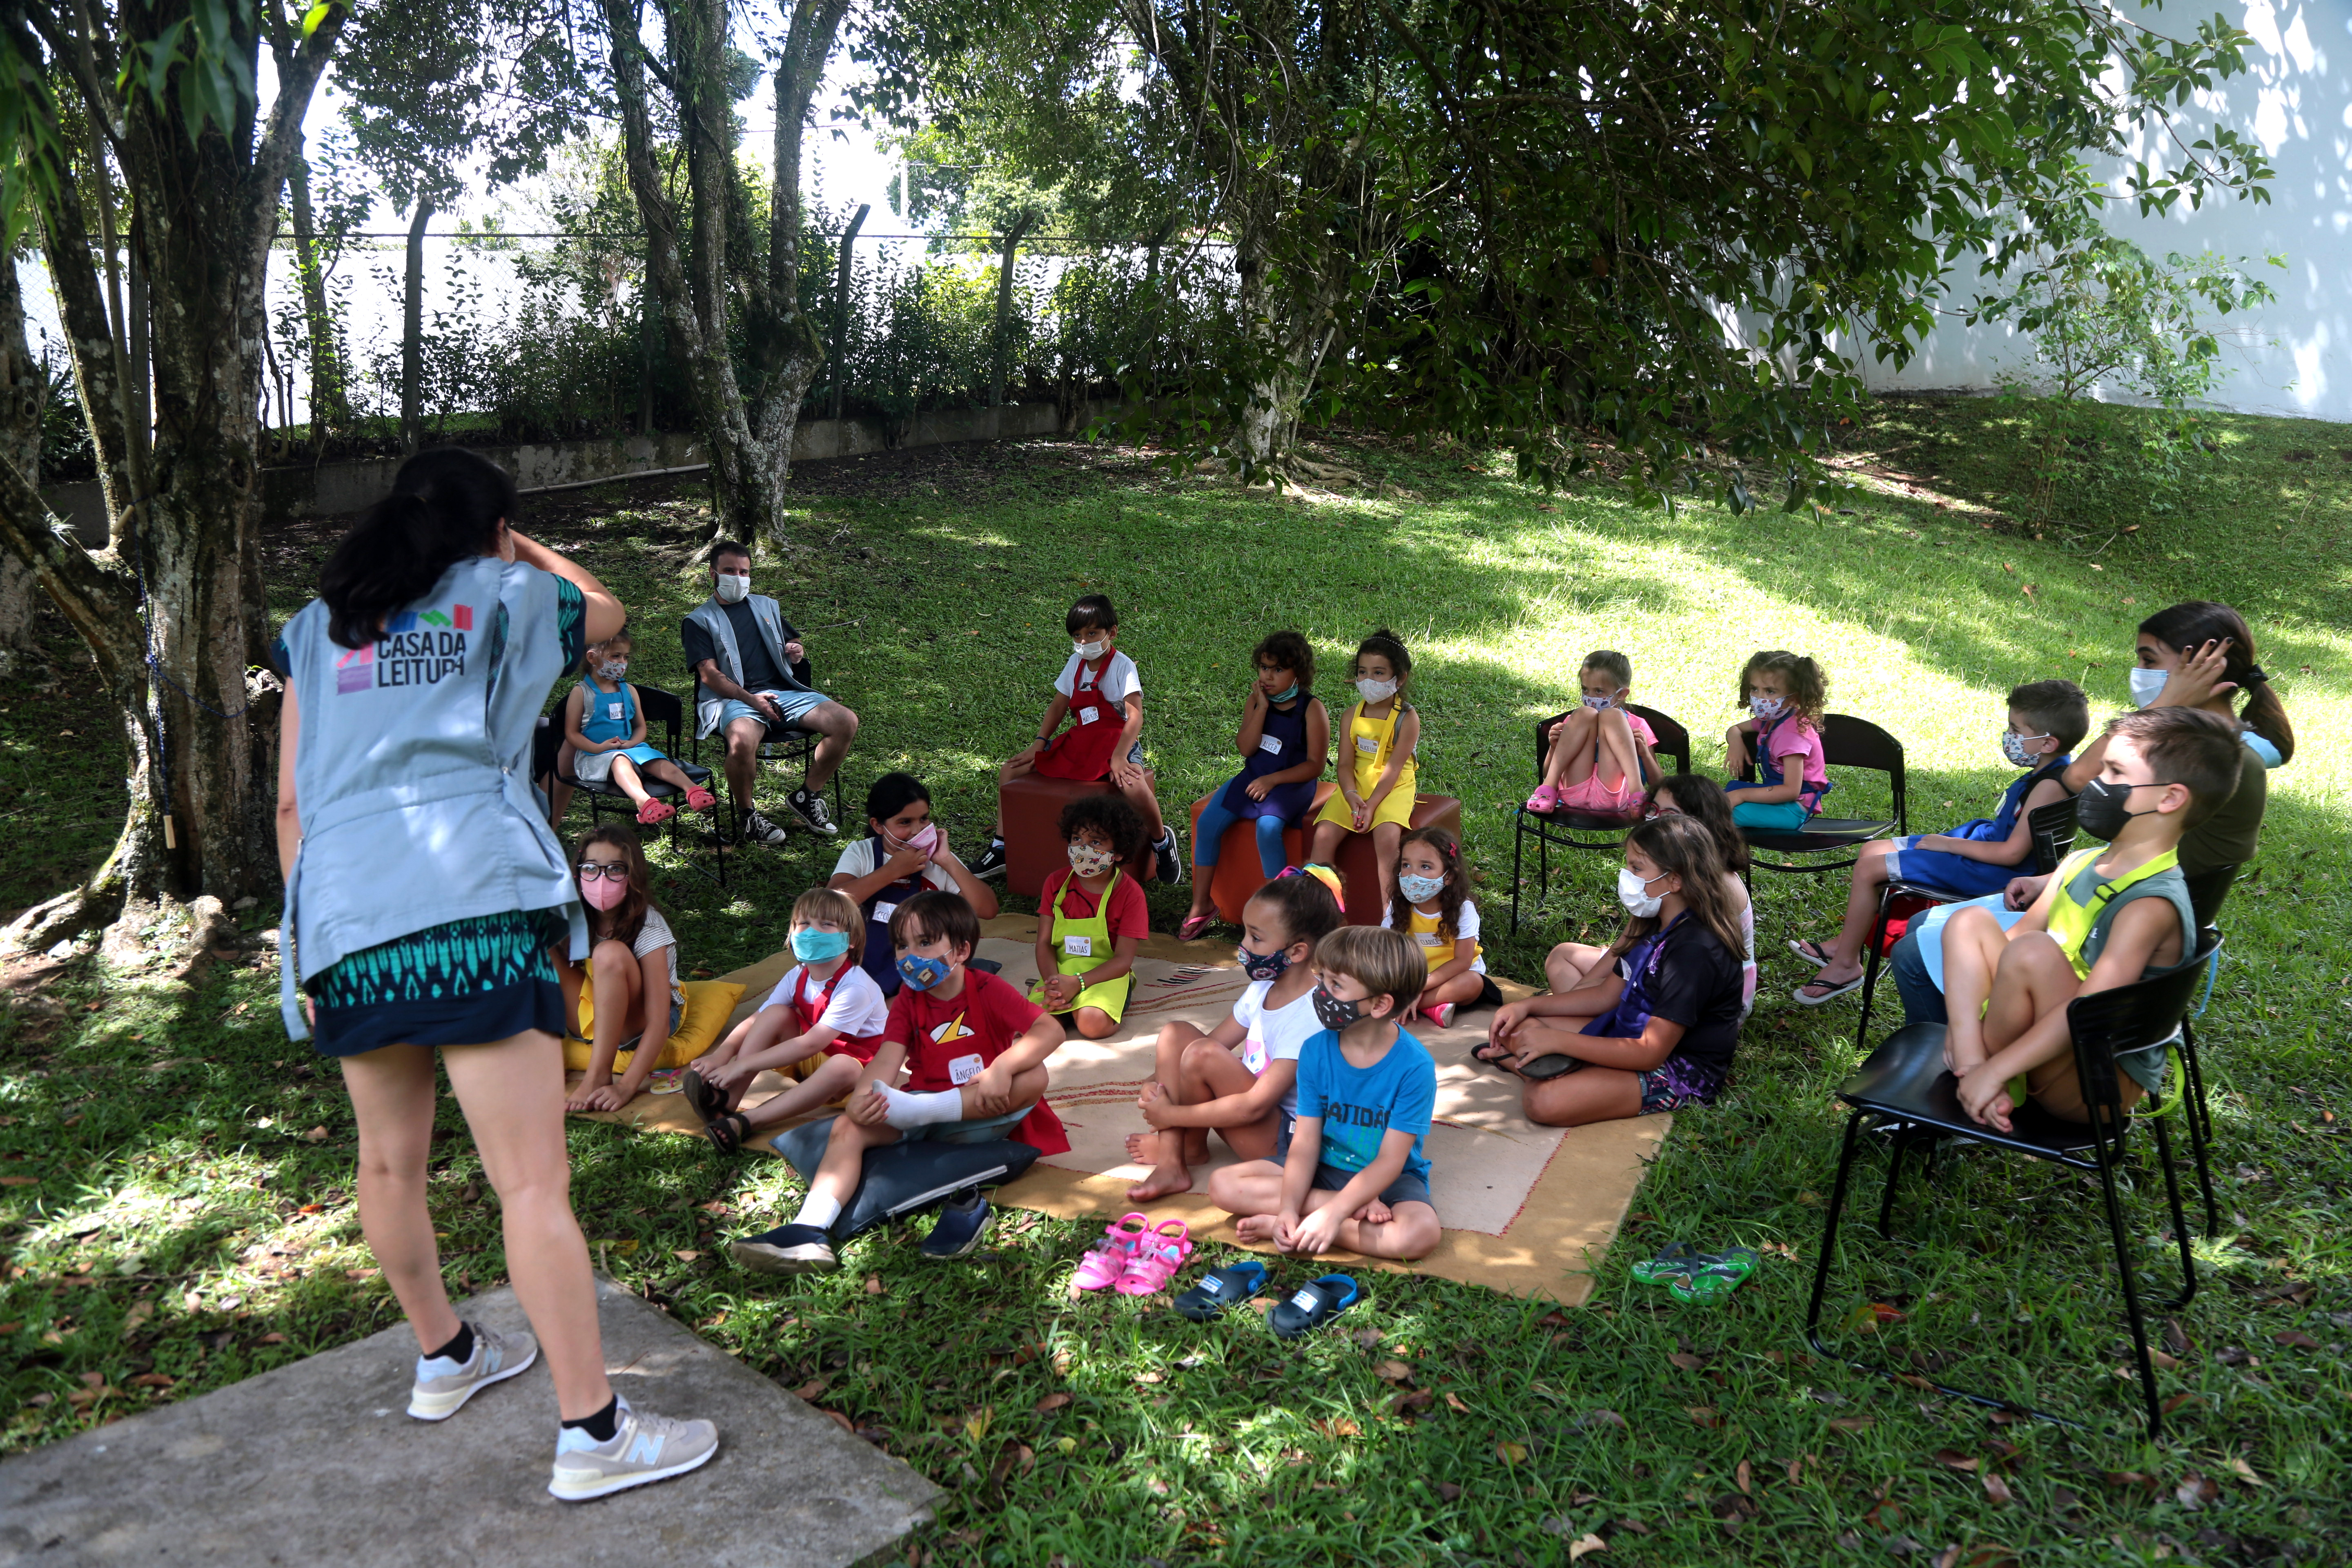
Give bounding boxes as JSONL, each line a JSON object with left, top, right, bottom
{"left": 562, "top": 979, "right": 746, "bottom": 1074}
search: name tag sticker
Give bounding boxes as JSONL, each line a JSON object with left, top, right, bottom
{"left": 1419, "top": 932, "right": 1443, "bottom": 947}
{"left": 947, "top": 1052, "right": 985, "bottom": 1086}
{"left": 871, "top": 901, "right": 898, "bottom": 923}
{"left": 1258, "top": 734, "right": 1283, "bottom": 755}
{"left": 606, "top": 701, "right": 624, "bottom": 721}
{"left": 1355, "top": 734, "right": 1379, "bottom": 755}
{"left": 1077, "top": 705, "right": 1101, "bottom": 725}
{"left": 1063, "top": 934, "right": 1093, "bottom": 956}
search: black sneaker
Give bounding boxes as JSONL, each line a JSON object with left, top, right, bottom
{"left": 968, "top": 839, "right": 1008, "bottom": 882}
{"left": 730, "top": 1223, "right": 836, "bottom": 1274}
{"left": 919, "top": 1190, "right": 991, "bottom": 1260}
{"left": 741, "top": 809, "right": 790, "bottom": 846}
{"left": 786, "top": 787, "right": 837, "bottom": 837}
{"left": 1152, "top": 829, "right": 1183, "bottom": 886}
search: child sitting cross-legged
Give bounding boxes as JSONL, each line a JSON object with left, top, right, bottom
{"left": 1939, "top": 707, "right": 2236, "bottom": 1131}
{"left": 1525, "top": 649, "right": 1661, "bottom": 819}
{"left": 1207, "top": 924, "right": 1442, "bottom": 1261}
{"left": 1379, "top": 825, "right": 1497, "bottom": 1029}
{"left": 561, "top": 631, "right": 717, "bottom": 826}
{"left": 1125, "top": 865, "right": 1346, "bottom": 1201}
{"left": 728, "top": 891, "right": 1069, "bottom": 1275}
{"left": 1483, "top": 815, "right": 1747, "bottom": 1127}
{"left": 684, "top": 888, "right": 887, "bottom": 1154}
{"left": 1792, "top": 679, "right": 2088, "bottom": 1004}
{"left": 1030, "top": 795, "right": 1152, "bottom": 1040}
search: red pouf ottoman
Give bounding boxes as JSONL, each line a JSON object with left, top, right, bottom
{"left": 999, "top": 773, "right": 1158, "bottom": 898}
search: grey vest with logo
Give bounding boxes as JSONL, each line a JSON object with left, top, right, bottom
{"left": 685, "top": 592, "right": 806, "bottom": 738}
{"left": 277, "top": 555, "right": 586, "bottom": 1037}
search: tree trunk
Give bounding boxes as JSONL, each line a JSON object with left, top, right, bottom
{"left": 990, "top": 209, "right": 1035, "bottom": 411}
{"left": 828, "top": 202, "right": 867, "bottom": 421}
{"left": 287, "top": 151, "right": 350, "bottom": 436}
{"left": 0, "top": 263, "right": 45, "bottom": 664}
{"left": 0, "top": 2, "right": 343, "bottom": 952}
{"left": 604, "top": 0, "right": 843, "bottom": 552}
{"left": 401, "top": 198, "right": 434, "bottom": 452}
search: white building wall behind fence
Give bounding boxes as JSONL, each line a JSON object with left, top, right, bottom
{"left": 1861, "top": 0, "right": 2352, "bottom": 423}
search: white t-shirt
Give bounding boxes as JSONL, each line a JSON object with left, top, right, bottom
{"left": 1379, "top": 898, "right": 1487, "bottom": 974}
{"left": 1232, "top": 980, "right": 1322, "bottom": 1117}
{"left": 631, "top": 908, "right": 686, "bottom": 1010}
{"left": 760, "top": 960, "right": 890, "bottom": 1040}
{"left": 1053, "top": 650, "right": 1142, "bottom": 710}
{"left": 831, "top": 836, "right": 963, "bottom": 909}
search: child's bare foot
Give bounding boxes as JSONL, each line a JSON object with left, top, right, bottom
{"left": 1123, "top": 1131, "right": 1156, "bottom": 1164}
{"left": 1234, "top": 1214, "right": 1282, "bottom": 1243}
{"left": 1356, "top": 1197, "right": 1394, "bottom": 1225}
{"left": 1126, "top": 1164, "right": 1194, "bottom": 1201}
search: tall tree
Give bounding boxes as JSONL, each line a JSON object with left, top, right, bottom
{"left": 0, "top": 0, "right": 347, "bottom": 952}
{"left": 598, "top": 0, "right": 849, "bottom": 551}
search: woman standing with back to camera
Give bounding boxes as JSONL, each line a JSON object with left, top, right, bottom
{"left": 274, "top": 448, "right": 715, "bottom": 1500}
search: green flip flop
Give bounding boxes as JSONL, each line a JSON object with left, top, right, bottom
{"left": 1666, "top": 1247, "right": 1760, "bottom": 1304}
{"left": 1630, "top": 1241, "right": 1711, "bottom": 1285}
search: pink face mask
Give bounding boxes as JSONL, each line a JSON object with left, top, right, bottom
{"left": 580, "top": 871, "right": 629, "bottom": 910}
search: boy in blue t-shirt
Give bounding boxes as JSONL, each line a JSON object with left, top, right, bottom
{"left": 1207, "top": 925, "right": 1441, "bottom": 1260}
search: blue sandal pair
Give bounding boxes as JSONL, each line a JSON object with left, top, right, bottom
{"left": 1173, "top": 1261, "right": 1359, "bottom": 1339}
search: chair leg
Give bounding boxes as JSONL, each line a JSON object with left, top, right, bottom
{"left": 1510, "top": 816, "right": 1527, "bottom": 936}
{"left": 2176, "top": 1021, "right": 2221, "bottom": 1236}
{"left": 1803, "top": 1112, "right": 1868, "bottom": 1359}
{"left": 1854, "top": 898, "right": 1891, "bottom": 1056}
{"left": 1875, "top": 1124, "right": 1912, "bottom": 1239}
{"left": 2090, "top": 1109, "right": 2166, "bottom": 1437}
{"left": 2147, "top": 1113, "right": 2198, "bottom": 1314}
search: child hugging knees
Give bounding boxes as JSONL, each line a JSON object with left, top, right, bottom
{"left": 1939, "top": 707, "right": 2236, "bottom": 1132}
{"left": 1031, "top": 795, "right": 1152, "bottom": 1040}
{"left": 972, "top": 593, "right": 1181, "bottom": 886}
{"left": 561, "top": 630, "right": 716, "bottom": 826}
{"left": 1722, "top": 650, "right": 1831, "bottom": 830}
{"left": 1127, "top": 865, "right": 1346, "bottom": 1201}
{"left": 730, "top": 891, "right": 1069, "bottom": 1275}
{"left": 1525, "top": 650, "right": 1661, "bottom": 819}
{"left": 1209, "top": 924, "right": 1442, "bottom": 1261}
{"left": 684, "top": 888, "right": 887, "bottom": 1154}
{"left": 1486, "top": 815, "right": 1746, "bottom": 1127}
{"left": 554, "top": 826, "right": 686, "bottom": 1113}
{"left": 1793, "top": 679, "right": 2087, "bottom": 1005}
{"left": 1179, "top": 630, "right": 1332, "bottom": 939}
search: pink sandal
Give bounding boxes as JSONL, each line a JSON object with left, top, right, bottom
{"left": 1524, "top": 783, "right": 1562, "bottom": 813}
{"left": 684, "top": 785, "right": 717, "bottom": 812}
{"left": 1115, "top": 1219, "right": 1194, "bottom": 1296}
{"left": 1072, "top": 1213, "right": 1152, "bottom": 1292}
{"left": 637, "top": 799, "right": 677, "bottom": 825}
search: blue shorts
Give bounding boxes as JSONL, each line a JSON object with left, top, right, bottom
{"left": 897, "top": 1103, "right": 1033, "bottom": 1145}
{"left": 1274, "top": 1123, "right": 1432, "bottom": 1209}
{"left": 718, "top": 690, "right": 829, "bottom": 732}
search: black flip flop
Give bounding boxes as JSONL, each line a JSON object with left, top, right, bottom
{"left": 1516, "top": 1052, "right": 1579, "bottom": 1082}
{"left": 1470, "top": 1040, "right": 1518, "bottom": 1066}
{"left": 681, "top": 1069, "right": 724, "bottom": 1127}
{"left": 1269, "top": 1274, "right": 1360, "bottom": 1339}
{"left": 705, "top": 1109, "right": 752, "bottom": 1155}
{"left": 1174, "top": 1260, "right": 1268, "bottom": 1321}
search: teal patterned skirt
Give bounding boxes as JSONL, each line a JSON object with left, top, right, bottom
{"left": 307, "top": 909, "right": 565, "bottom": 1058}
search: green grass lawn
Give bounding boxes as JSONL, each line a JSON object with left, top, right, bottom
{"left": 3, "top": 395, "right": 2348, "bottom": 1562}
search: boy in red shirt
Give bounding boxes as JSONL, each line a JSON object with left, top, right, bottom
{"left": 730, "top": 891, "right": 1068, "bottom": 1274}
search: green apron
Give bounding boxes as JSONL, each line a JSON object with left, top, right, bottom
{"left": 1031, "top": 868, "right": 1134, "bottom": 1022}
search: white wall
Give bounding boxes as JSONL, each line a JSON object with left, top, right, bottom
{"left": 1862, "top": 0, "right": 2352, "bottom": 421}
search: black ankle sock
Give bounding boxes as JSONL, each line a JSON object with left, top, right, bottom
{"left": 562, "top": 1395, "right": 621, "bottom": 1443}
{"left": 426, "top": 1322, "right": 474, "bottom": 1365}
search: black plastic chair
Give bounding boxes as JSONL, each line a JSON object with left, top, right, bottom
{"left": 540, "top": 687, "right": 729, "bottom": 889}
{"left": 1804, "top": 931, "right": 2220, "bottom": 1437}
{"left": 1508, "top": 705, "right": 1690, "bottom": 934}
{"left": 688, "top": 669, "right": 846, "bottom": 834}
{"left": 1851, "top": 795, "right": 2079, "bottom": 1051}
{"left": 1737, "top": 713, "right": 1906, "bottom": 876}
{"left": 2165, "top": 862, "right": 2239, "bottom": 1233}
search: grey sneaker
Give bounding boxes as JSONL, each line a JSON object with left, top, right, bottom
{"left": 407, "top": 1322, "right": 537, "bottom": 1421}
{"left": 742, "top": 808, "right": 790, "bottom": 846}
{"left": 729, "top": 1222, "right": 837, "bottom": 1274}
{"left": 548, "top": 1396, "right": 719, "bottom": 1502}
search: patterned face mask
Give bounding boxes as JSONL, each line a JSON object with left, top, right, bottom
{"left": 1067, "top": 840, "right": 1118, "bottom": 877}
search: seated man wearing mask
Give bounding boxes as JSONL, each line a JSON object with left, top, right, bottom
{"left": 682, "top": 541, "right": 860, "bottom": 846}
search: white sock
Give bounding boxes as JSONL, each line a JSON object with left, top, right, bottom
{"left": 792, "top": 1190, "right": 843, "bottom": 1230}
{"left": 875, "top": 1081, "right": 964, "bottom": 1130}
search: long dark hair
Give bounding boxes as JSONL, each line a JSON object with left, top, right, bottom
{"left": 321, "top": 448, "right": 516, "bottom": 649}
{"left": 1388, "top": 824, "right": 1469, "bottom": 946}
{"left": 1642, "top": 773, "right": 1751, "bottom": 873}
{"left": 2139, "top": 600, "right": 2294, "bottom": 765}
{"left": 1610, "top": 815, "right": 1742, "bottom": 962}
{"left": 577, "top": 822, "right": 657, "bottom": 948}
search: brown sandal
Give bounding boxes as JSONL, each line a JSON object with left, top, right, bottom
{"left": 705, "top": 1110, "right": 752, "bottom": 1154}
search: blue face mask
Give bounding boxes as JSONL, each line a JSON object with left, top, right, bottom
{"left": 896, "top": 951, "right": 954, "bottom": 991}
{"left": 1267, "top": 682, "right": 1301, "bottom": 704}
{"left": 1397, "top": 872, "right": 1446, "bottom": 904}
{"left": 792, "top": 928, "right": 851, "bottom": 963}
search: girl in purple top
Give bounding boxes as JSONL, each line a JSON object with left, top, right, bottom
{"left": 1722, "top": 650, "right": 1831, "bottom": 831}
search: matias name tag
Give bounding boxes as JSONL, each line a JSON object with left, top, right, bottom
{"left": 1258, "top": 734, "right": 1283, "bottom": 755}
{"left": 947, "top": 1053, "right": 985, "bottom": 1086}
{"left": 1063, "top": 934, "right": 1092, "bottom": 956}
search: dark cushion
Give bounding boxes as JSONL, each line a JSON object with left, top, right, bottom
{"left": 770, "top": 1117, "right": 1040, "bottom": 1241}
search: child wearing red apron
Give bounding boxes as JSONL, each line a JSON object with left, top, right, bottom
{"left": 683, "top": 888, "right": 888, "bottom": 1154}
{"left": 971, "top": 593, "right": 1180, "bottom": 886}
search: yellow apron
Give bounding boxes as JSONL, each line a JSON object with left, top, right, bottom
{"left": 1315, "top": 701, "right": 1417, "bottom": 831}
{"left": 1029, "top": 868, "right": 1134, "bottom": 1022}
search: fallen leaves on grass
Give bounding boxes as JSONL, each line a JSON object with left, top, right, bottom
{"left": 2174, "top": 1473, "right": 2220, "bottom": 1510}
{"left": 1568, "top": 1534, "right": 1607, "bottom": 1560}
{"left": 1686, "top": 1406, "right": 1722, "bottom": 1429}
{"left": 1496, "top": 1441, "right": 1528, "bottom": 1465}
{"left": 1373, "top": 1359, "right": 1412, "bottom": 1383}
{"left": 863, "top": 1274, "right": 886, "bottom": 1295}
{"left": 2227, "top": 1458, "right": 2267, "bottom": 1487}
{"left": 1668, "top": 1351, "right": 1707, "bottom": 1372}
{"left": 1980, "top": 1474, "right": 2015, "bottom": 1506}
{"left": 1933, "top": 1450, "right": 1979, "bottom": 1473}
{"left": 2270, "top": 1329, "right": 2321, "bottom": 1350}
{"left": 1710, "top": 1492, "right": 1760, "bottom": 1532}
{"left": 1829, "top": 1416, "right": 1874, "bottom": 1432}
{"left": 790, "top": 1376, "right": 829, "bottom": 1401}
{"left": 1390, "top": 1389, "right": 1434, "bottom": 1416}
{"left": 1577, "top": 1408, "right": 1628, "bottom": 1430}
{"left": 1443, "top": 1392, "right": 1470, "bottom": 1414}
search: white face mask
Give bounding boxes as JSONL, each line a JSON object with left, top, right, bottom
{"left": 1356, "top": 677, "right": 1399, "bottom": 703}
{"left": 715, "top": 572, "right": 751, "bottom": 605}
{"left": 1750, "top": 694, "right": 1786, "bottom": 719}
{"left": 1617, "top": 866, "right": 1667, "bottom": 917}
{"left": 2128, "top": 666, "right": 2168, "bottom": 708}
{"left": 1073, "top": 638, "right": 1108, "bottom": 661}
{"left": 597, "top": 659, "right": 628, "bottom": 681}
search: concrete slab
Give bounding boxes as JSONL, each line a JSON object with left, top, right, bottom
{"left": 0, "top": 1281, "right": 940, "bottom": 1568}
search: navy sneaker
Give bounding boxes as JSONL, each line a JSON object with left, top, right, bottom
{"left": 919, "top": 1189, "right": 991, "bottom": 1260}
{"left": 730, "top": 1223, "right": 836, "bottom": 1274}
{"left": 968, "top": 840, "right": 1008, "bottom": 882}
